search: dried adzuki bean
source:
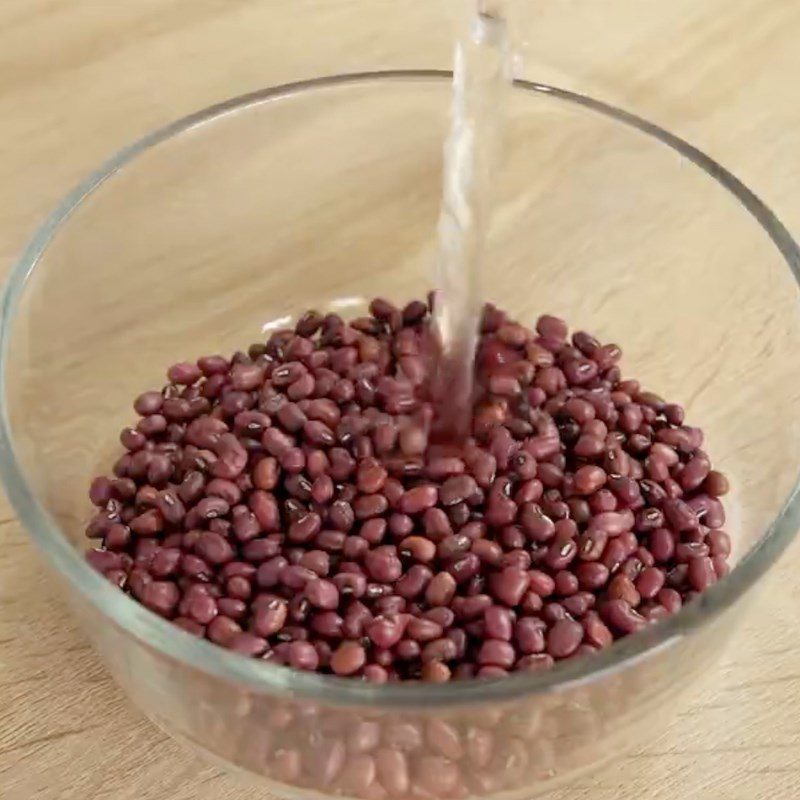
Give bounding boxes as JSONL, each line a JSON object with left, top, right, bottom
{"left": 85, "top": 302, "right": 730, "bottom": 683}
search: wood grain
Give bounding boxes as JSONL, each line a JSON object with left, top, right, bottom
{"left": 2, "top": 2, "right": 800, "bottom": 799}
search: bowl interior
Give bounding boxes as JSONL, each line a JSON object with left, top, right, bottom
{"left": 6, "top": 75, "right": 799, "bottom": 572}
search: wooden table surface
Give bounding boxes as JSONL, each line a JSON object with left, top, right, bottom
{"left": 2, "top": 2, "right": 800, "bottom": 799}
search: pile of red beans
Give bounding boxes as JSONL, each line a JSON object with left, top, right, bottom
{"left": 85, "top": 298, "right": 730, "bottom": 682}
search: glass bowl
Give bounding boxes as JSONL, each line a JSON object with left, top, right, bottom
{"left": 2, "top": 71, "right": 800, "bottom": 799}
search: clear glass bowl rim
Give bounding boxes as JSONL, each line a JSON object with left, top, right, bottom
{"left": 2, "top": 69, "right": 799, "bottom": 708}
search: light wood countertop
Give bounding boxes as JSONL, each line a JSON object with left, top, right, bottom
{"left": 1, "top": 2, "right": 800, "bottom": 799}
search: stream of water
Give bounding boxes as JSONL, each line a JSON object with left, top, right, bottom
{"left": 431, "top": 0, "right": 512, "bottom": 440}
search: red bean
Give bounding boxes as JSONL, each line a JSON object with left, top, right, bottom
{"left": 138, "top": 580, "right": 179, "bottom": 617}
{"left": 224, "top": 631, "right": 267, "bottom": 657}
{"left": 707, "top": 529, "right": 732, "bottom": 557}
{"left": 392, "top": 538, "right": 434, "bottom": 571}
{"left": 434, "top": 535, "right": 468, "bottom": 564}
{"left": 712, "top": 555, "right": 729, "bottom": 579}
{"left": 536, "top": 462, "right": 564, "bottom": 489}
{"left": 104, "top": 523, "right": 131, "bottom": 551}
{"left": 663, "top": 498, "right": 698, "bottom": 531}
{"left": 148, "top": 547, "right": 180, "bottom": 578}
{"left": 254, "top": 556, "right": 286, "bottom": 589}
{"left": 354, "top": 493, "right": 389, "bottom": 519}
{"left": 602, "top": 599, "right": 647, "bottom": 634}
{"left": 513, "top": 579, "right": 545, "bottom": 609}
{"left": 573, "top": 561, "right": 608, "bottom": 591}
{"left": 190, "top": 531, "right": 230, "bottom": 565}
{"left": 356, "top": 458, "right": 388, "bottom": 494}
{"left": 554, "top": 569, "right": 579, "bottom": 596}
{"left": 129, "top": 509, "right": 164, "bottom": 537}
{"left": 87, "top": 299, "right": 731, "bottom": 684}
{"left": 374, "top": 749, "right": 409, "bottom": 797}
{"left": 85, "top": 548, "right": 123, "bottom": 574}
{"left": 398, "top": 424, "right": 427, "bottom": 456}
{"left": 422, "top": 507, "right": 452, "bottom": 541}
{"left": 502, "top": 548, "right": 532, "bottom": 573}
{"left": 342, "top": 537, "right": 369, "bottom": 561}
{"left": 364, "top": 614, "right": 406, "bottom": 649}
{"left": 488, "top": 567, "right": 529, "bottom": 606}
{"left": 654, "top": 587, "right": 681, "bottom": 615}
{"left": 217, "top": 597, "right": 247, "bottom": 620}
{"left": 325, "top": 500, "right": 353, "bottom": 532}
{"left": 636, "top": 567, "right": 665, "bottom": 600}
{"left": 133, "top": 390, "right": 164, "bottom": 416}
{"left": 303, "top": 578, "right": 339, "bottom": 610}
{"left": 211, "top": 433, "right": 247, "bottom": 479}
{"left": 362, "top": 546, "right": 401, "bottom": 583}
{"left": 687, "top": 556, "right": 717, "bottom": 591}
{"left": 477, "top": 639, "right": 515, "bottom": 668}
{"left": 331, "top": 641, "right": 367, "bottom": 675}
{"left": 609, "top": 573, "right": 641, "bottom": 606}
{"left": 590, "top": 510, "right": 634, "bottom": 536}
{"left": 207, "top": 615, "right": 241, "bottom": 645}
{"left": 577, "top": 528, "right": 607, "bottom": 562}
{"left": 398, "top": 485, "right": 438, "bottom": 515}
{"left": 519, "top": 503, "right": 555, "bottom": 542}
{"left": 513, "top": 617, "right": 545, "bottom": 654}
{"left": 423, "top": 571, "right": 456, "bottom": 607}
{"left": 386, "top": 565, "right": 428, "bottom": 601}
{"left": 434, "top": 477, "right": 473, "bottom": 509}
{"left": 414, "top": 662, "right": 450, "bottom": 687}
{"left": 417, "top": 634, "right": 456, "bottom": 664}
{"left": 483, "top": 606, "right": 513, "bottom": 640}
{"left": 686, "top": 494, "right": 726, "bottom": 529}
{"left": 580, "top": 612, "right": 612, "bottom": 648}
{"left": 648, "top": 527, "right": 675, "bottom": 563}
{"left": 572, "top": 433, "right": 603, "bottom": 458}
{"left": 183, "top": 593, "right": 216, "bottom": 626}
{"left": 545, "top": 538, "right": 578, "bottom": 571}
{"left": 287, "top": 640, "right": 319, "bottom": 671}
{"left": 573, "top": 465, "right": 607, "bottom": 495}
{"left": 588, "top": 489, "right": 617, "bottom": 515}
{"left": 167, "top": 362, "right": 200, "bottom": 385}
{"left": 248, "top": 598, "right": 286, "bottom": 636}
{"left": 547, "top": 618, "right": 584, "bottom": 658}
{"left": 464, "top": 540, "right": 499, "bottom": 571}
{"left": 676, "top": 541, "right": 710, "bottom": 562}
{"left": 703, "top": 470, "right": 730, "bottom": 497}
{"left": 536, "top": 314, "right": 568, "bottom": 341}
